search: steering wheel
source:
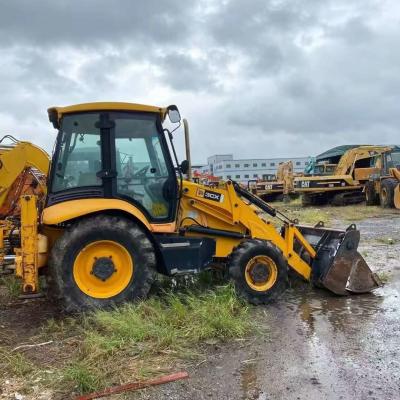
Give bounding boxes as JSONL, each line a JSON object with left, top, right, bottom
{"left": 132, "top": 165, "right": 150, "bottom": 180}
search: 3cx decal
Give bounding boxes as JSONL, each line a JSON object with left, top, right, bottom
{"left": 196, "top": 188, "right": 224, "bottom": 202}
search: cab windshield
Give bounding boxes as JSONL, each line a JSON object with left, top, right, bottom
{"left": 388, "top": 152, "right": 400, "bottom": 168}
{"left": 50, "top": 111, "right": 174, "bottom": 219}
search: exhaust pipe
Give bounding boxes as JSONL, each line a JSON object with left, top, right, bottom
{"left": 183, "top": 118, "right": 192, "bottom": 181}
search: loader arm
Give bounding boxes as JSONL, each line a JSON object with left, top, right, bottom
{"left": 179, "top": 179, "right": 379, "bottom": 294}
{"left": 179, "top": 180, "right": 315, "bottom": 280}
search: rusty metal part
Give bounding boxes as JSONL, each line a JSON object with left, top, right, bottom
{"left": 298, "top": 224, "right": 380, "bottom": 295}
{"left": 74, "top": 371, "right": 189, "bottom": 400}
{"left": 347, "top": 256, "right": 382, "bottom": 293}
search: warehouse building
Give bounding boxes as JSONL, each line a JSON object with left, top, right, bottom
{"left": 197, "top": 154, "right": 309, "bottom": 184}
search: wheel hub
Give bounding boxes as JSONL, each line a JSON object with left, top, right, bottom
{"left": 249, "top": 263, "right": 270, "bottom": 284}
{"left": 91, "top": 257, "right": 116, "bottom": 281}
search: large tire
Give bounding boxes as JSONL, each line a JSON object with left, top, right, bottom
{"left": 48, "top": 215, "right": 156, "bottom": 313}
{"left": 228, "top": 239, "right": 288, "bottom": 305}
{"left": 380, "top": 179, "right": 397, "bottom": 208}
{"left": 365, "top": 181, "right": 378, "bottom": 206}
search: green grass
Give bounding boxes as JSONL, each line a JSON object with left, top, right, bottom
{"left": 273, "top": 202, "right": 396, "bottom": 226}
{"left": 63, "top": 362, "right": 103, "bottom": 394}
{"left": 1, "top": 283, "right": 253, "bottom": 396}
{"left": 0, "top": 350, "right": 35, "bottom": 378}
{"left": 376, "top": 271, "right": 391, "bottom": 283}
{"left": 274, "top": 202, "right": 332, "bottom": 226}
{"left": 0, "top": 275, "right": 21, "bottom": 299}
{"left": 376, "top": 237, "right": 398, "bottom": 245}
{"left": 53, "top": 284, "right": 254, "bottom": 394}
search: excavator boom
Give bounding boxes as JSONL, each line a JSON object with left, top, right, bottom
{"left": 0, "top": 135, "right": 50, "bottom": 217}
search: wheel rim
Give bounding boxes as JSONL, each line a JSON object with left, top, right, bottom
{"left": 73, "top": 240, "right": 133, "bottom": 299}
{"left": 244, "top": 255, "right": 278, "bottom": 292}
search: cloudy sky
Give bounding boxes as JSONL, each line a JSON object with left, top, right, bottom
{"left": 1, "top": 0, "right": 399, "bottom": 163}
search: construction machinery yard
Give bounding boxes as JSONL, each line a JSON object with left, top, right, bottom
{"left": 1, "top": 203, "right": 399, "bottom": 399}
{"left": 0, "top": 102, "right": 399, "bottom": 399}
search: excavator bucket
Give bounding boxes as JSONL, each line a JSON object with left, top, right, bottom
{"left": 298, "top": 224, "right": 381, "bottom": 295}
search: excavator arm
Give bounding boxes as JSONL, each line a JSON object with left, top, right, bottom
{"left": 0, "top": 136, "right": 50, "bottom": 217}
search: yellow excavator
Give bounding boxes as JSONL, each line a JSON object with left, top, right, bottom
{"left": 250, "top": 161, "right": 299, "bottom": 202}
{"left": 0, "top": 102, "right": 380, "bottom": 311}
{"left": 0, "top": 136, "right": 49, "bottom": 274}
{"left": 0, "top": 135, "right": 49, "bottom": 218}
{"left": 295, "top": 145, "right": 393, "bottom": 206}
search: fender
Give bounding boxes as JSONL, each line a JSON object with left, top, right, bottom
{"left": 42, "top": 198, "right": 153, "bottom": 231}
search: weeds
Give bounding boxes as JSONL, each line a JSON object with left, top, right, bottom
{"left": 0, "top": 350, "right": 35, "bottom": 378}
{"left": 0, "top": 275, "right": 21, "bottom": 299}
{"left": 55, "top": 284, "right": 253, "bottom": 394}
{"left": 274, "top": 202, "right": 397, "bottom": 226}
{"left": 63, "top": 362, "right": 103, "bottom": 394}
{"left": 376, "top": 237, "right": 398, "bottom": 245}
{"left": 274, "top": 202, "right": 332, "bottom": 226}
{"left": 376, "top": 271, "right": 391, "bottom": 283}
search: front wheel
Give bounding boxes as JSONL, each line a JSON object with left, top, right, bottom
{"left": 228, "top": 240, "right": 288, "bottom": 304}
{"left": 48, "top": 215, "right": 156, "bottom": 312}
{"left": 380, "top": 179, "right": 397, "bottom": 208}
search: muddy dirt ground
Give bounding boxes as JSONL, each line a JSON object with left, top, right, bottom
{"left": 1, "top": 211, "right": 399, "bottom": 400}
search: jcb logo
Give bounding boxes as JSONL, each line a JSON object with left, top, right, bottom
{"left": 204, "top": 192, "right": 219, "bottom": 200}
{"left": 197, "top": 188, "right": 224, "bottom": 202}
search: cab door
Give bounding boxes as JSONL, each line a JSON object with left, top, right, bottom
{"left": 111, "top": 112, "right": 178, "bottom": 222}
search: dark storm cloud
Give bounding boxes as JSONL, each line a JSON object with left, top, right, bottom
{"left": 0, "top": 0, "right": 399, "bottom": 159}
{"left": 0, "top": 0, "right": 192, "bottom": 47}
{"left": 157, "top": 52, "right": 217, "bottom": 91}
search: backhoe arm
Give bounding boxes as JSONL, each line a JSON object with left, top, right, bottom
{"left": 0, "top": 138, "right": 50, "bottom": 216}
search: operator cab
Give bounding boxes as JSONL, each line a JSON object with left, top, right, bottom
{"left": 47, "top": 103, "right": 181, "bottom": 222}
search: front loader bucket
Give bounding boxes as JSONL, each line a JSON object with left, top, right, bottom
{"left": 298, "top": 224, "right": 381, "bottom": 295}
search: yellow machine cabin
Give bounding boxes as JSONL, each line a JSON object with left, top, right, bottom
{"left": 1, "top": 102, "right": 380, "bottom": 312}
{"left": 364, "top": 146, "right": 400, "bottom": 209}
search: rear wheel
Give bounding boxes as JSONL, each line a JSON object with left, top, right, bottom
{"left": 228, "top": 240, "right": 288, "bottom": 304}
{"left": 48, "top": 215, "right": 156, "bottom": 312}
{"left": 365, "top": 181, "right": 378, "bottom": 205}
{"left": 380, "top": 179, "right": 397, "bottom": 208}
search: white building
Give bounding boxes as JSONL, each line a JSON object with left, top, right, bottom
{"left": 198, "top": 154, "right": 309, "bottom": 184}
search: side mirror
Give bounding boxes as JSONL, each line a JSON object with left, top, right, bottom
{"left": 167, "top": 105, "right": 181, "bottom": 123}
{"left": 48, "top": 108, "right": 60, "bottom": 129}
{"left": 180, "top": 160, "right": 189, "bottom": 174}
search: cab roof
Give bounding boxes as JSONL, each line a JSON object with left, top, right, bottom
{"left": 48, "top": 102, "right": 168, "bottom": 126}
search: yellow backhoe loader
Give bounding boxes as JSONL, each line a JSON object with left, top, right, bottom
{"left": 295, "top": 145, "right": 393, "bottom": 206}
{"left": 0, "top": 136, "right": 49, "bottom": 274}
{"left": 1, "top": 103, "right": 380, "bottom": 311}
{"left": 364, "top": 147, "right": 400, "bottom": 209}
